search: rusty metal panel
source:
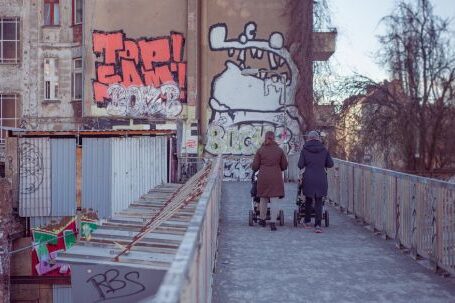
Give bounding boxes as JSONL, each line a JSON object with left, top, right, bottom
{"left": 51, "top": 139, "right": 77, "bottom": 216}
{"left": 5, "top": 136, "right": 19, "bottom": 208}
{"left": 19, "top": 137, "right": 51, "bottom": 217}
{"left": 82, "top": 138, "right": 112, "bottom": 219}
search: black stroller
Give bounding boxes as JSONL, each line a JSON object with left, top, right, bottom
{"left": 293, "top": 174, "right": 329, "bottom": 227}
{"left": 248, "top": 172, "right": 284, "bottom": 226}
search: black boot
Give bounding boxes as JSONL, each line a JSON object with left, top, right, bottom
{"left": 259, "top": 219, "right": 266, "bottom": 227}
{"left": 270, "top": 222, "right": 277, "bottom": 231}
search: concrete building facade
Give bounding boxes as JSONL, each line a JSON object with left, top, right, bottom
{"left": 0, "top": 0, "right": 83, "bottom": 154}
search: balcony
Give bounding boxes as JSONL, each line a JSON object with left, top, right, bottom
{"left": 312, "top": 30, "right": 337, "bottom": 61}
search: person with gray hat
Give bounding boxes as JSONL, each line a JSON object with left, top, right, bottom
{"left": 298, "top": 130, "right": 334, "bottom": 233}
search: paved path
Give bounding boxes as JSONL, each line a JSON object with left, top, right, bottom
{"left": 212, "top": 182, "right": 455, "bottom": 303}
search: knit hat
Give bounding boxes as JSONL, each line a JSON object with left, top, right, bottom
{"left": 307, "top": 130, "right": 320, "bottom": 141}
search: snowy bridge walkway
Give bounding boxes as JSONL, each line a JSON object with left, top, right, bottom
{"left": 212, "top": 182, "right": 455, "bottom": 303}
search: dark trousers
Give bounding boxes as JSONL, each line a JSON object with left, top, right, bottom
{"left": 304, "top": 196, "right": 323, "bottom": 227}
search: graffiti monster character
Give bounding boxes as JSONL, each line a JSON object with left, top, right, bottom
{"left": 206, "top": 22, "right": 302, "bottom": 156}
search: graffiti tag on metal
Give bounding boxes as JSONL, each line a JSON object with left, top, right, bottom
{"left": 72, "top": 264, "right": 166, "bottom": 303}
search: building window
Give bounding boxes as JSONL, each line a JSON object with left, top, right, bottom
{"left": 44, "top": 58, "right": 59, "bottom": 100}
{"left": 44, "top": 0, "right": 60, "bottom": 26}
{"left": 0, "top": 94, "right": 19, "bottom": 144}
{"left": 73, "top": 0, "right": 83, "bottom": 25}
{"left": 72, "top": 58, "right": 82, "bottom": 100}
{"left": 0, "top": 17, "right": 20, "bottom": 64}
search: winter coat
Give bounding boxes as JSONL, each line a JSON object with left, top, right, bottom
{"left": 298, "top": 140, "right": 334, "bottom": 198}
{"left": 251, "top": 142, "right": 288, "bottom": 198}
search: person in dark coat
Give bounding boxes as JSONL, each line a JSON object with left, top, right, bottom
{"left": 298, "top": 130, "right": 334, "bottom": 233}
{"left": 252, "top": 131, "right": 288, "bottom": 231}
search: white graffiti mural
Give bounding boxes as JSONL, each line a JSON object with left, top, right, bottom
{"left": 106, "top": 83, "right": 182, "bottom": 117}
{"left": 206, "top": 22, "right": 303, "bottom": 180}
{"left": 223, "top": 158, "right": 253, "bottom": 181}
{"left": 206, "top": 22, "right": 302, "bottom": 157}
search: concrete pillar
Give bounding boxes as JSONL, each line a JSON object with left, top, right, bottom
{"left": 187, "top": 0, "right": 200, "bottom": 110}
{"left": 301, "top": 0, "right": 315, "bottom": 131}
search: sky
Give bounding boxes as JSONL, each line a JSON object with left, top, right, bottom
{"left": 329, "top": 0, "right": 455, "bottom": 82}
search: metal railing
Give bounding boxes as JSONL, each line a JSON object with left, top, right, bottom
{"left": 153, "top": 156, "right": 223, "bottom": 303}
{"left": 177, "top": 156, "right": 208, "bottom": 183}
{"left": 327, "top": 159, "right": 455, "bottom": 275}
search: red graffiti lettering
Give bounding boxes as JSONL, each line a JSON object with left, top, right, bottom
{"left": 93, "top": 81, "right": 109, "bottom": 102}
{"left": 171, "top": 33, "right": 184, "bottom": 62}
{"left": 118, "top": 40, "right": 140, "bottom": 65}
{"left": 120, "top": 59, "right": 144, "bottom": 87}
{"left": 138, "top": 38, "right": 171, "bottom": 70}
{"left": 143, "top": 65, "right": 174, "bottom": 87}
{"left": 93, "top": 31, "right": 124, "bottom": 64}
{"left": 96, "top": 64, "right": 121, "bottom": 84}
{"left": 178, "top": 63, "right": 187, "bottom": 99}
{"left": 92, "top": 30, "right": 188, "bottom": 106}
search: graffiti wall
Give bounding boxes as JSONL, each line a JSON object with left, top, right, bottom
{"left": 83, "top": 0, "right": 188, "bottom": 119}
{"left": 205, "top": 21, "right": 302, "bottom": 180}
{"left": 31, "top": 218, "right": 77, "bottom": 276}
{"left": 91, "top": 30, "right": 187, "bottom": 118}
{"left": 31, "top": 215, "right": 99, "bottom": 276}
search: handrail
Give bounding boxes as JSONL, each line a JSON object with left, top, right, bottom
{"left": 333, "top": 158, "right": 455, "bottom": 188}
{"left": 327, "top": 158, "right": 455, "bottom": 275}
{"left": 151, "top": 155, "right": 223, "bottom": 303}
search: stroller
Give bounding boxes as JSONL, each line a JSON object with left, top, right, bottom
{"left": 293, "top": 173, "right": 329, "bottom": 227}
{"left": 248, "top": 172, "right": 284, "bottom": 226}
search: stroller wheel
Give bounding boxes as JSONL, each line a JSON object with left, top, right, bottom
{"left": 279, "top": 210, "right": 284, "bottom": 226}
{"left": 293, "top": 209, "right": 298, "bottom": 227}
{"left": 249, "top": 210, "right": 254, "bottom": 226}
{"left": 324, "top": 210, "right": 329, "bottom": 227}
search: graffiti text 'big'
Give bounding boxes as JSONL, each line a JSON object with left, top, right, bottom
{"left": 92, "top": 30, "right": 187, "bottom": 103}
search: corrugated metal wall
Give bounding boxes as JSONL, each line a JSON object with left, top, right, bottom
{"left": 53, "top": 285, "right": 73, "bottom": 303}
{"left": 82, "top": 138, "right": 112, "bottom": 219}
{"left": 51, "top": 139, "right": 77, "bottom": 216}
{"left": 19, "top": 136, "right": 168, "bottom": 222}
{"left": 19, "top": 138, "right": 52, "bottom": 217}
{"left": 111, "top": 136, "right": 168, "bottom": 214}
{"left": 82, "top": 136, "right": 168, "bottom": 219}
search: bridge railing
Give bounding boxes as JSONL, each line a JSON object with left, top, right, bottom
{"left": 153, "top": 156, "right": 223, "bottom": 303}
{"left": 328, "top": 159, "right": 455, "bottom": 275}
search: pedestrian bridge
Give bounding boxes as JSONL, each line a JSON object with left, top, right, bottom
{"left": 153, "top": 157, "right": 455, "bottom": 303}
{"left": 60, "top": 156, "right": 455, "bottom": 302}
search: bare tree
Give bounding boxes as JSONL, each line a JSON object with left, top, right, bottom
{"left": 286, "top": 0, "right": 335, "bottom": 132}
{"left": 286, "top": 0, "right": 315, "bottom": 131}
{"left": 337, "top": 0, "right": 455, "bottom": 172}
